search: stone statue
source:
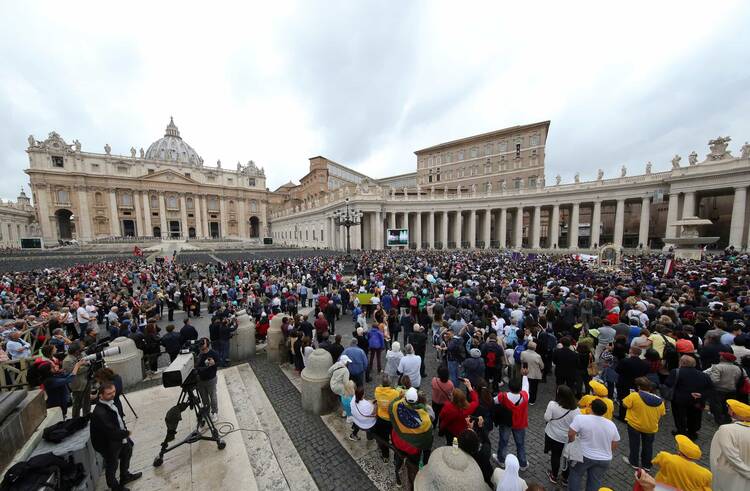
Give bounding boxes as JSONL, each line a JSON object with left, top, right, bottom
{"left": 362, "top": 180, "right": 370, "bottom": 194}
{"left": 27, "top": 135, "right": 36, "bottom": 148}
{"left": 217, "top": 159, "right": 222, "bottom": 168}
{"left": 501, "top": 180, "right": 507, "bottom": 193}
{"left": 555, "top": 174, "right": 561, "bottom": 185}
{"left": 415, "top": 183, "right": 420, "bottom": 198}
{"left": 403, "top": 186, "right": 408, "bottom": 199}
{"left": 130, "top": 147, "right": 136, "bottom": 158}
{"left": 707, "top": 136, "right": 732, "bottom": 161}
{"left": 646, "top": 161, "right": 652, "bottom": 174}
{"left": 471, "top": 183, "right": 477, "bottom": 195}
{"left": 671, "top": 155, "right": 681, "bottom": 169}
{"left": 621, "top": 165, "right": 627, "bottom": 177}
{"left": 390, "top": 186, "right": 396, "bottom": 199}
{"left": 73, "top": 139, "right": 81, "bottom": 152}
{"left": 574, "top": 172, "right": 580, "bottom": 183}
{"left": 688, "top": 151, "right": 698, "bottom": 165}
{"left": 104, "top": 143, "right": 111, "bottom": 155}
{"left": 597, "top": 169, "right": 604, "bottom": 181}
{"left": 741, "top": 141, "right": 750, "bottom": 159}
{"left": 456, "top": 185, "right": 462, "bottom": 197}
{"left": 486, "top": 181, "right": 492, "bottom": 194}
{"left": 140, "top": 147, "right": 145, "bottom": 158}
{"left": 430, "top": 185, "right": 435, "bottom": 198}
{"left": 237, "top": 161, "right": 242, "bottom": 171}
{"left": 443, "top": 184, "right": 449, "bottom": 197}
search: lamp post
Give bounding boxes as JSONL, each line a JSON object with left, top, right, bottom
{"left": 333, "top": 197, "right": 363, "bottom": 255}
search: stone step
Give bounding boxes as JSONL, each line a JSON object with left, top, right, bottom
{"left": 224, "top": 364, "right": 317, "bottom": 491}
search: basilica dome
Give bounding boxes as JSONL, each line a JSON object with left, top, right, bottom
{"left": 145, "top": 117, "right": 203, "bottom": 165}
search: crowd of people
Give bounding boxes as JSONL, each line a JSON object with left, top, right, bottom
{"left": 1, "top": 249, "right": 750, "bottom": 490}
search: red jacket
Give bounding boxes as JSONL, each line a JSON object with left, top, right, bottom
{"left": 439, "top": 390, "right": 479, "bottom": 437}
{"left": 496, "top": 391, "right": 529, "bottom": 429}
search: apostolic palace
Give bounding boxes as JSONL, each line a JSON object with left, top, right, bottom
{"left": 10, "top": 117, "right": 750, "bottom": 253}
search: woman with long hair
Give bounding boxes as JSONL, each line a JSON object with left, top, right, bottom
{"left": 543, "top": 384, "right": 579, "bottom": 485}
{"left": 430, "top": 365, "right": 454, "bottom": 429}
{"left": 438, "top": 380, "right": 478, "bottom": 446}
{"left": 348, "top": 387, "right": 377, "bottom": 441}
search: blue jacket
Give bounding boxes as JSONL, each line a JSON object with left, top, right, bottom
{"left": 367, "top": 328, "right": 385, "bottom": 350}
{"left": 342, "top": 346, "right": 368, "bottom": 375}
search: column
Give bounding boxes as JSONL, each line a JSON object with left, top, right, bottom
{"left": 415, "top": 212, "right": 422, "bottom": 249}
{"left": 550, "top": 204, "right": 560, "bottom": 249}
{"left": 665, "top": 193, "right": 680, "bottom": 239}
{"left": 514, "top": 207, "right": 523, "bottom": 249}
{"left": 388, "top": 211, "right": 396, "bottom": 229}
{"left": 142, "top": 192, "right": 152, "bottom": 237}
{"left": 531, "top": 205, "right": 541, "bottom": 249}
{"left": 454, "top": 211, "right": 463, "bottom": 248}
{"left": 590, "top": 201, "right": 601, "bottom": 249}
{"left": 35, "top": 186, "right": 54, "bottom": 242}
{"left": 219, "top": 198, "right": 228, "bottom": 238}
{"left": 158, "top": 194, "right": 168, "bottom": 238}
{"left": 109, "top": 190, "right": 121, "bottom": 237}
{"left": 441, "top": 211, "right": 449, "bottom": 249}
{"left": 682, "top": 191, "right": 696, "bottom": 218}
{"left": 179, "top": 195, "right": 189, "bottom": 238}
{"left": 428, "top": 211, "right": 435, "bottom": 249}
{"left": 483, "top": 209, "right": 491, "bottom": 249}
{"left": 376, "top": 212, "right": 384, "bottom": 250}
{"left": 729, "top": 186, "right": 747, "bottom": 249}
{"left": 613, "top": 199, "right": 625, "bottom": 248}
{"left": 238, "top": 199, "right": 247, "bottom": 238}
{"left": 77, "top": 189, "right": 92, "bottom": 241}
{"left": 133, "top": 191, "right": 144, "bottom": 237}
{"left": 201, "top": 196, "right": 210, "bottom": 238}
{"left": 498, "top": 208, "right": 507, "bottom": 248}
{"left": 468, "top": 210, "right": 476, "bottom": 248}
{"left": 194, "top": 195, "right": 203, "bottom": 238}
{"left": 638, "top": 197, "right": 650, "bottom": 249}
{"left": 569, "top": 203, "right": 580, "bottom": 249}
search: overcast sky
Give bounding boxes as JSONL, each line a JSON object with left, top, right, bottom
{"left": 1, "top": 1, "right": 749, "bottom": 202}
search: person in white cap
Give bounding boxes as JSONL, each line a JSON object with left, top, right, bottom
{"left": 328, "top": 355, "right": 351, "bottom": 416}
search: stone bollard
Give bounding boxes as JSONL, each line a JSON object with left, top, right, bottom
{"left": 266, "top": 314, "right": 287, "bottom": 363}
{"left": 230, "top": 309, "right": 256, "bottom": 362}
{"left": 414, "top": 445, "right": 490, "bottom": 491}
{"left": 106, "top": 337, "right": 144, "bottom": 388}
{"left": 300, "top": 349, "right": 337, "bottom": 415}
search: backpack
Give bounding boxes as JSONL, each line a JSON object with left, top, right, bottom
{"left": 26, "top": 360, "right": 49, "bottom": 388}
{"left": 628, "top": 310, "right": 643, "bottom": 328}
{"left": 513, "top": 341, "right": 528, "bottom": 364}
{"left": 492, "top": 393, "right": 519, "bottom": 427}
{"left": 659, "top": 334, "right": 679, "bottom": 368}
{"left": 42, "top": 416, "right": 90, "bottom": 443}
{"left": 485, "top": 350, "right": 497, "bottom": 368}
{"left": 505, "top": 328, "right": 519, "bottom": 348}
{"left": 0, "top": 452, "right": 84, "bottom": 491}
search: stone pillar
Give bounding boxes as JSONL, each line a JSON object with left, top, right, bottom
{"left": 441, "top": 211, "right": 448, "bottom": 249}
{"left": 388, "top": 211, "right": 396, "bottom": 229}
{"left": 531, "top": 205, "right": 541, "bottom": 249}
{"left": 142, "top": 192, "right": 152, "bottom": 237}
{"left": 498, "top": 208, "right": 507, "bottom": 248}
{"left": 729, "top": 186, "right": 747, "bottom": 249}
{"left": 483, "top": 209, "right": 491, "bottom": 249}
{"left": 194, "top": 195, "right": 203, "bottom": 238}
{"left": 428, "top": 211, "right": 435, "bottom": 249}
{"left": 665, "top": 193, "right": 680, "bottom": 240}
{"left": 109, "top": 190, "right": 121, "bottom": 237}
{"left": 238, "top": 198, "right": 247, "bottom": 239}
{"left": 35, "top": 186, "right": 54, "bottom": 242}
{"left": 300, "top": 349, "right": 337, "bottom": 415}
{"left": 266, "top": 315, "right": 286, "bottom": 363}
{"left": 468, "top": 210, "right": 476, "bottom": 248}
{"left": 590, "top": 201, "right": 601, "bottom": 249}
{"left": 638, "top": 197, "right": 650, "bottom": 249}
{"left": 569, "top": 202, "right": 580, "bottom": 249}
{"left": 159, "top": 193, "right": 168, "bottom": 238}
{"left": 133, "top": 191, "right": 144, "bottom": 237}
{"left": 454, "top": 210, "right": 463, "bottom": 248}
{"left": 613, "top": 199, "right": 625, "bottom": 248}
{"left": 77, "top": 189, "right": 92, "bottom": 241}
{"left": 414, "top": 446, "right": 487, "bottom": 491}
{"left": 202, "top": 196, "right": 210, "bottom": 238}
{"left": 682, "top": 191, "right": 696, "bottom": 218}
{"left": 376, "top": 212, "right": 384, "bottom": 250}
{"left": 514, "top": 207, "right": 523, "bottom": 249}
{"left": 415, "top": 212, "right": 422, "bottom": 249}
{"left": 550, "top": 204, "right": 560, "bottom": 249}
{"left": 179, "top": 195, "right": 189, "bottom": 238}
{"left": 230, "top": 310, "right": 256, "bottom": 360}
{"left": 219, "top": 197, "right": 228, "bottom": 238}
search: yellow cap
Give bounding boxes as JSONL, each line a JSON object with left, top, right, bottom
{"left": 589, "top": 380, "right": 608, "bottom": 397}
{"left": 675, "top": 434, "right": 701, "bottom": 460}
{"left": 727, "top": 399, "right": 750, "bottom": 419}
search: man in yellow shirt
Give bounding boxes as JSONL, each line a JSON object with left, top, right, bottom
{"left": 373, "top": 376, "right": 402, "bottom": 463}
{"left": 622, "top": 377, "right": 666, "bottom": 470}
{"left": 579, "top": 380, "right": 614, "bottom": 419}
{"left": 652, "top": 434, "right": 712, "bottom": 491}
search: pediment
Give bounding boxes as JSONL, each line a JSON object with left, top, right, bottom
{"left": 140, "top": 169, "right": 199, "bottom": 184}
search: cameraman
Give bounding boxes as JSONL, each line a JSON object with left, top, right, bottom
{"left": 63, "top": 342, "right": 91, "bottom": 418}
{"left": 218, "top": 317, "right": 238, "bottom": 367}
{"left": 196, "top": 338, "right": 219, "bottom": 421}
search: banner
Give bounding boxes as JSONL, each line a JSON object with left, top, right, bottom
{"left": 133, "top": 246, "right": 143, "bottom": 257}
{"left": 357, "top": 293, "right": 374, "bottom": 305}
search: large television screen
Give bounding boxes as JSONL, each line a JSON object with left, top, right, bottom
{"left": 386, "top": 228, "right": 409, "bottom": 247}
{"left": 20, "top": 237, "right": 43, "bottom": 249}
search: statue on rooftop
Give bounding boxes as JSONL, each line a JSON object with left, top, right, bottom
{"left": 671, "top": 154, "right": 681, "bottom": 169}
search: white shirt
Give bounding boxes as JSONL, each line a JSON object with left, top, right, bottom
{"left": 350, "top": 398, "right": 376, "bottom": 430}
{"left": 397, "top": 354, "right": 422, "bottom": 388}
{"left": 76, "top": 306, "right": 90, "bottom": 324}
{"left": 7, "top": 339, "right": 31, "bottom": 359}
{"left": 569, "top": 414, "right": 620, "bottom": 461}
{"left": 544, "top": 401, "right": 580, "bottom": 443}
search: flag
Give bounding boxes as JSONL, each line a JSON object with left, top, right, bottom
{"left": 664, "top": 258, "right": 674, "bottom": 276}
{"left": 388, "top": 397, "right": 433, "bottom": 451}
{"left": 133, "top": 246, "right": 143, "bottom": 257}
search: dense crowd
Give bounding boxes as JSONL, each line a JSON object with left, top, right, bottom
{"left": 2, "top": 249, "right": 750, "bottom": 490}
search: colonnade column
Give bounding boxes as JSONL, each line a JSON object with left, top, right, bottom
{"left": 142, "top": 192, "right": 152, "bottom": 237}
{"left": 77, "top": 189, "right": 92, "bottom": 241}
{"left": 590, "top": 201, "right": 601, "bottom": 249}
{"left": 729, "top": 186, "right": 747, "bottom": 249}
{"left": 550, "top": 204, "right": 560, "bottom": 249}
{"left": 498, "top": 208, "right": 507, "bottom": 248}
{"left": 514, "top": 207, "right": 523, "bottom": 249}
{"left": 531, "top": 205, "right": 541, "bottom": 249}
{"left": 179, "top": 196, "right": 189, "bottom": 238}
{"left": 201, "top": 196, "right": 210, "bottom": 238}
{"left": 428, "top": 211, "right": 435, "bottom": 249}
{"left": 327, "top": 217, "right": 334, "bottom": 249}
{"left": 388, "top": 212, "right": 396, "bottom": 230}
{"left": 682, "top": 191, "right": 696, "bottom": 218}
{"left": 133, "top": 191, "right": 144, "bottom": 238}
{"left": 468, "top": 210, "right": 476, "bottom": 248}
{"left": 376, "top": 212, "right": 384, "bottom": 249}
{"left": 569, "top": 203, "right": 580, "bottom": 249}
{"left": 613, "top": 199, "right": 625, "bottom": 248}
{"left": 219, "top": 198, "right": 228, "bottom": 237}
{"left": 194, "top": 195, "right": 204, "bottom": 238}
{"left": 454, "top": 211, "right": 463, "bottom": 248}
{"left": 158, "top": 194, "right": 168, "bottom": 238}
{"left": 441, "top": 211, "right": 449, "bottom": 249}
{"left": 109, "top": 190, "right": 121, "bottom": 236}
{"left": 665, "top": 193, "right": 680, "bottom": 240}
{"left": 415, "top": 212, "right": 422, "bottom": 249}
{"left": 483, "top": 209, "right": 491, "bottom": 249}
{"left": 638, "top": 197, "right": 650, "bottom": 249}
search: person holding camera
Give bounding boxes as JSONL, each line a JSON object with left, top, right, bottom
{"left": 196, "top": 338, "right": 219, "bottom": 421}
{"left": 91, "top": 382, "right": 142, "bottom": 491}
{"left": 63, "top": 342, "right": 91, "bottom": 418}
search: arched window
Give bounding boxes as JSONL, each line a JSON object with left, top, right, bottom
{"left": 150, "top": 195, "right": 158, "bottom": 209}
{"left": 95, "top": 192, "right": 103, "bottom": 206}
{"left": 120, "top": 193, "right": 133, "bottom": 206}
{"left": 250, "top": 200, "right": 258, "bottom": 212}
{"left": 167, "top": 196, "right": 178, "bottom": 209}
{"left": 187, "top": 197, "right": 194, "bottom": 210}
{"left": 229, "top": 200, "right": 236, "bottom": 212}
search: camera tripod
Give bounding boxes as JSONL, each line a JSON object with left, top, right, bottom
{"left": 153, "top": 373, "right": 225, "bottom": 467}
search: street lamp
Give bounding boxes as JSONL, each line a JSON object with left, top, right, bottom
{"left": 333, "top": 197, "right": 363, "bottom": 255}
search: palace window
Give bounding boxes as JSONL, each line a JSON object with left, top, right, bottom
{"left": 167, "top": 196, "right": 178, "bottom": 209}
{"left": 486, "top": 144, "right": 493, "bottom": 156}
{"left": 248, "top": 178, "right": 255, "bottom": 187}
{"left": 95, "top": 192, "right": 104, "bottom": 206}
{"left": 458, "top": 150, "right": 465, "bottom": 161}
{"left": 228, "top": 178, "right": 233, "bottom": 184}
{"left": 436, "top": 155, "right": 441, "bottom": 165}
{"left": 530, "top": 135, "right": 540, "bottom": 146}
{"left": 428, "top": 156, "right": 433, "bottom": 166}
{"left": 515, "top": 143, "right": 521, "bottom": 158}
{"left": 208, "top": 197, "right": 218, "bottom": 210}
{"left": 52, "top": 156, "right": 64, "bottom": 168}
{"left": 148, "top": 169, "right": 155, "bottom": 174}
{"left": 186, "top": 197, "right": 194, "bottom": 210}
{"left": 120, "top": 193, "right": 133, "bottom": 207}
{"left": 185, "top": 173, "right": 191, "bottom": 178}
{"left": 56, "top": 189, "right": 70, "bottom": 204}
{"left": 150, "top": 195, "right": 158, "bottom": 209}
{"left": 470, "top": 147, "right": 478, "bottom": 158}
{"left": 250, "top": 200, "right": 258, "bottom": 212}
{"left": 528, "top": 176, "right": 537, "bottom": 188}
{"left": 514, "top": 178, "right": 522, "bottom": 189}
{"left": 91, "top": 163, "right": 99, "bottom": 171}
{"left": 499, "top": 141, "right": 507, "bottom": 153}
{"left": 484, "top": 162, "right": 491, "bottom": 174}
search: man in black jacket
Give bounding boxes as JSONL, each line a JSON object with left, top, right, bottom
{"left": 615, "top": 347, "right": 650, "bottom": 421}
{"left": 551, "top": 337, "right": 579, "bottom": 393}
{"left": 179, "top": 318, "right": 198, "bottom": 346}
{"left": 91, "top": 382, "right": 141, "bottom": 490}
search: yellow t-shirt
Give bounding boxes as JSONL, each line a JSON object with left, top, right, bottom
{"left": 648, "top": 333, "right": 675, "bottom": 358}
{"left": 652, "top": 451, "right": 712, "bottom": 491}
{"left": 578, "top": 395, "right": 614, "bottom": 420}
{"left": 623, "top": 391, "right": 665, "bottom": 433}
{"left": 374, "top": 386, "right": 402, "bottom": 420}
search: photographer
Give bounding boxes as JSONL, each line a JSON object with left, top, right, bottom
{"left": 217, "top": 317, "right": 238, "bottom": 367}
{"left": 62, "top": 342, "right": 91, "bottom": 418}
{"left": 196, "top": 338, "right": 219, "bottom": 421}
{"left": 91, "top": 382, "right": 142, "bottom": 491}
